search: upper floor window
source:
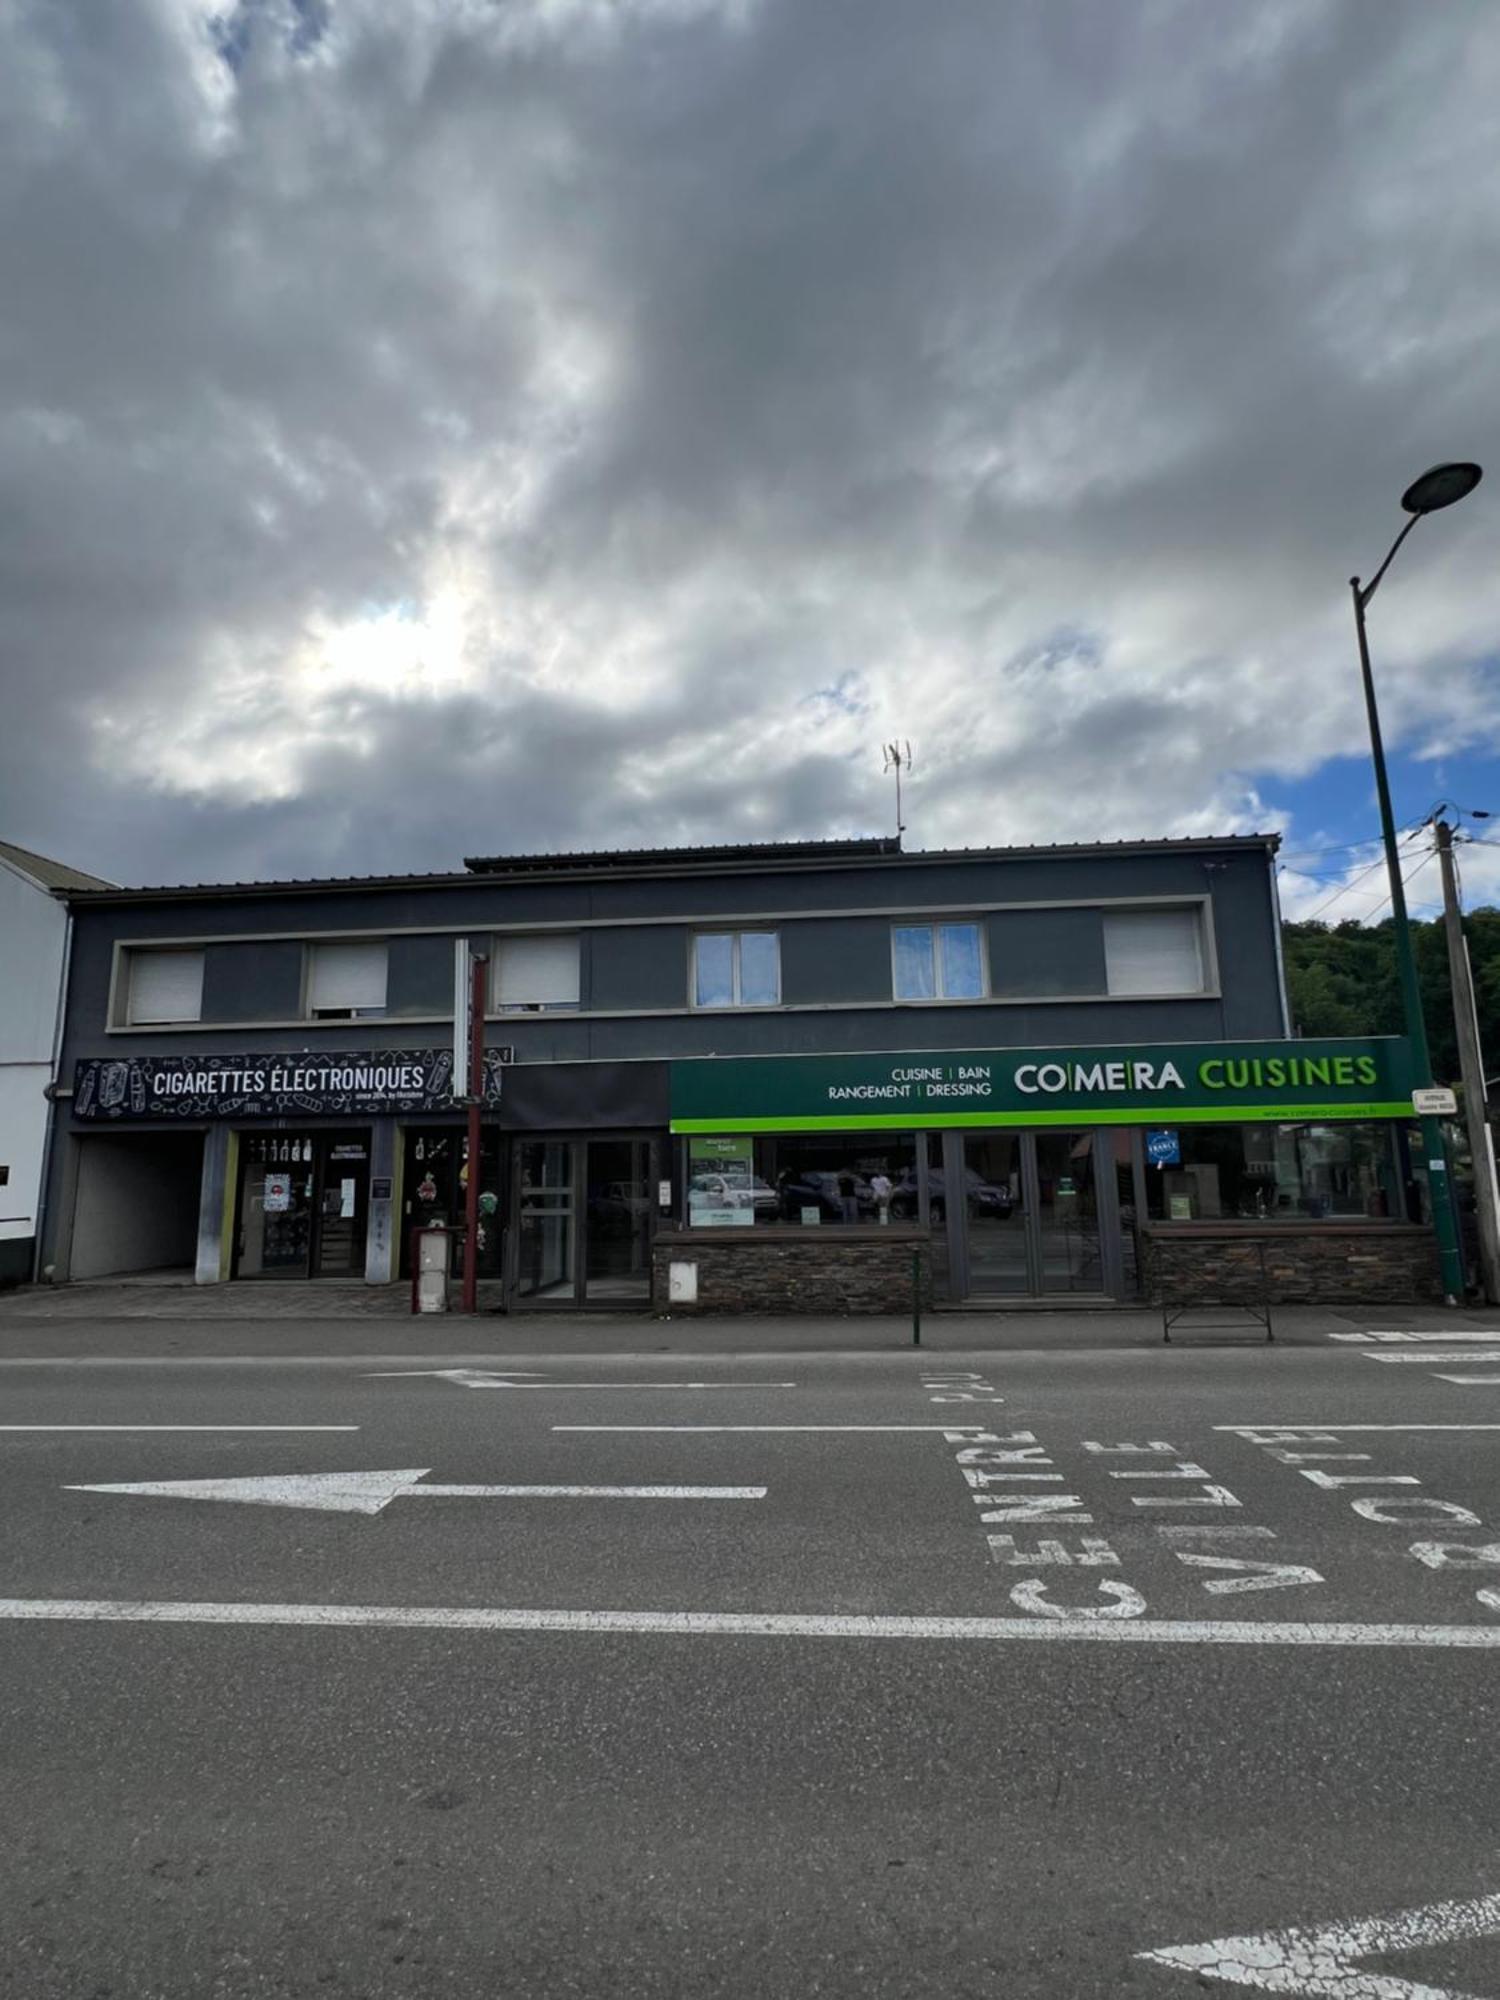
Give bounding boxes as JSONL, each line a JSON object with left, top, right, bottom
{"left": 125, "top": 948, "right": 204, "bottom": 1025}
{"left": 892, "top": 922, "right": 984, "bottom": 1001}
{"left": 307, "top": 941, "right": 388, "bottom": 1019}
{"left": 693, "top": 931, "right": 780, "bottom": 1008}
{"left": 493, "top": 934, "right": 581, "bottom": 1013}
{"left": 1103, "top": 907, "right": 1205, "bottom": 995}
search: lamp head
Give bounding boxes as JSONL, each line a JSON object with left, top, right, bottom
{"left": 1401, "top": 462, "right": 1483, "bottom": 515}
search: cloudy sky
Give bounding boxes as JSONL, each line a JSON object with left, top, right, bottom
{"left": 5, "top": 0, "right": 1499, "bottom": 918}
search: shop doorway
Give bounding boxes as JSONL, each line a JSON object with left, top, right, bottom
{"left": 233, "top": 1131, "right": 371, "bottom": 1280}
{"left": 510, "top": 1135, "right": 658, "bottom": 1307}
{"left": 955, "top": 1129, "right": 1114, "bottom": 1299}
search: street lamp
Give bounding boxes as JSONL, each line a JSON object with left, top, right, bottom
{"left": 1351, "top": 462, "right": 1483, "bottom": 1303}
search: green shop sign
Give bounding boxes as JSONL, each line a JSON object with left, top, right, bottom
{"left": 670, "top": 1037, "right": 1416, "bottom": 1133}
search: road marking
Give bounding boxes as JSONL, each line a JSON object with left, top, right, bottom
{"left": 1139, "top": 1888, "right": 1500, "bottom": 1997}
{"left": 1216, "top": 1424, "right": 1500, "bottom": 1433}
{"left": 0, "top": 1424, "right": 360, "bottom": 1432}
{"left": 1436, "top": 1374, "right": 1500, "bottom": 1385}
{"left": 1334, "top": 1330, "right": 1500, "bottom": 1343}
{"left": 4, "top": 1600, "right": 1500, "bottom": 1647}
{"left": 368, "top": 1369, "right": 797, "bottom": 1390}
{"left": 64, "top": 1470, "right": 767, "bottom": 1514}
{"left": 551, "top": 1425, "right": 971, "bottom": 1433}
{"left": 1360, "top": 1350, "right": 1500, "bottom": 1364}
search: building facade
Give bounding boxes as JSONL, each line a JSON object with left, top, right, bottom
{"left": 0, "top": 841, "right": 113, "bottom": 1286}
{"left": 39, "top": 834, "right": 1441, "bottom": 1308}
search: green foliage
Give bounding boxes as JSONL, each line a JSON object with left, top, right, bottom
{"left": 1283, "top": 910, "right": 1500, "bottom": 1086}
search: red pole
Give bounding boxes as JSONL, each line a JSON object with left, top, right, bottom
{"left": 462, "top": 951, "right": 487, "bottom": 1314}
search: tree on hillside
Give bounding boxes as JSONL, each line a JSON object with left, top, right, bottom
{"left": 1282, "top": 908, "right": 1500, "bottom": 1087}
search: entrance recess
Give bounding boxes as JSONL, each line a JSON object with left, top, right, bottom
{"left": 957, "top": 1129, "right": 1111, "bottom": 1299}
{"left": 511, "top": 1135, "right": 658, "bottom": 1307}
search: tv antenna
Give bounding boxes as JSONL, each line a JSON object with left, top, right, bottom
{"left": 882, "top": 740, "right": 912, "bottom": 840}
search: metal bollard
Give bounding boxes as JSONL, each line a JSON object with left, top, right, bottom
{"left": 912, "top": 1247, "right": 922, "bottom": 1347}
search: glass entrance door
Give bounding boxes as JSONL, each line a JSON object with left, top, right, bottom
{"left": 515, "top": 1140, "right": 576, "bottom": 1301}
{"left": 584, "top": 1138, "right": 653, "bottom": 1300}
{"left": 1031, "top": 1130, "right": 1101, "bottom": 1294}
{"left": 510, "top": 1135, "right": 659, "bottom": 1307}
{"left": 959, "top": 1132, "right": 1029, "bottom": 1295}
{"left": 314, "top": 1136, "right": 369, "bottom": 1278}
{"left": 959, "top": 1129, "right": 1109, "bottom": 1298}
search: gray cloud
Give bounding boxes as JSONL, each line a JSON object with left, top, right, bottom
{"left": 2, "top": 0, "right": 1498, "bottom": 887}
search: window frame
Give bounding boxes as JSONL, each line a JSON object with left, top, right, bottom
{"left": 1102, "top": 905, "right": 1207, "bottom": 999}
{"left": 304, "top": 939, "right": 390, "bottom": 1021}
{"left": 890, "top": 920, "right": 989, "bottom": 1004}
{"left": 123, "top": 947, "right": 205, "bottom": 1026}
{"left": 490, "top": 932, "right": 583, "bottom": 1014}
{"left": 690, "top": 929, "right": 782, "bottom": 1010}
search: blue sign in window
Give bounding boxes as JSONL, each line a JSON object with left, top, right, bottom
{"left": 1145, "top": 1128, "right": 1181, "bottom": 1168}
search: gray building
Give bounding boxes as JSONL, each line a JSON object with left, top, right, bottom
{"left": 0, "top": 840, "right": 114, "bottom": 1286}
{"left": 41, "top": 834, "right": 1436, "bottom": 1309}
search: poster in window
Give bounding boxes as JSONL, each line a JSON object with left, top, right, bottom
{"left": 264, "top": 1171, "right": 292, "bottom": 1214}
{"left": 688, "top": 1134, "right": 757, "bottom": 1227}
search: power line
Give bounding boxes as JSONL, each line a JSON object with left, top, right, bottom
{"left": 1280, "top": 817, "right": 1432, "bottom": 862}
{"left": 1295, "top": 844, "right": 1439, "bottom": 926}
{"left": 1298, "top": 851, "right": 1392, "bottom": 923}
{"left": 1360, "top": 848, "right": 1440, "bottom": 926}
{"left": 1280, "top": 837, "right": 1387, "bottom": 862}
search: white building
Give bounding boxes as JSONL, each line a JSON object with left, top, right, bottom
{"left": 0, "top": 841, "right": 113, "bottom": 1285}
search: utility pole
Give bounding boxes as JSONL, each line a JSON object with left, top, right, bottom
{"left": 1434, "top": 818, "right": 1500, "bottom": 1303}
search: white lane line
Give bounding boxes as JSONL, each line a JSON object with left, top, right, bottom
{"left": 460, "top": 1382, "right": 798, "bottom": 1391}
{"left": 1216, "top": 1424, "right": 1500, "bottom": 1433}
{"left": 1436, "top": 1374, "right": 1500, "bottom": 1385}
{"left": 0, "top": 1425, "right": 359, "bottom": 1433}
{"left": 4, "top": 1600, "right": 1500, "bottom": 1648}
{"left": 551, "top": 1425, "right": 969, "bottom": 1433}
{"left": 1360, "top": 1350, "right": 1500, "bottom": 1364}
{"left": 1335, "top": 1330, "right": 1500, "bottom": 1342}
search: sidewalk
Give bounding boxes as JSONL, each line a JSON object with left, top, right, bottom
{"left": 0, "top": 1276, "right": 1496, "bottom": 1358}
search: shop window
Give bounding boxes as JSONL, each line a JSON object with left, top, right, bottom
{"left": 692, "top": 931, "right": 780, "bottom": 1009}
{"left": 492, "top": 935, "right": 581, "bottom": 1013}
{"left": 307, "top": 941, "right": 388, "bottom": 1019}
{"left": 400, "top": 1126, "right": 503, "bottom": 1279}
{"left": 1143, "top": 1122, "right": 1400, "bottom": 1223}
{"left": 892, "top": 922, "right": 984, "bottom": 1001}
{"left": 1103, "top": 908, "right": 1205, "bottom": 995}
{"left": 687, "top": 1131, "right": 916, "bottom": 1226}
{"left": 125, "top": 948, "right": 204, "bottom": 1025}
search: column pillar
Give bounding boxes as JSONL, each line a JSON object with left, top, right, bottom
{"left": 195, "top": 1126, "right": 234, "bottom": 1285}
{"left": 365, "top": 1117, "right": 398, "bottom": 1284}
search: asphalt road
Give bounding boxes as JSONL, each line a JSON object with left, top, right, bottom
{"left": 3, "top": 1322, "right": 1500, "bottom": 1997}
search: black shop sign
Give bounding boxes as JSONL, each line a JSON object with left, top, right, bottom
{"left": 72, "top": 1048, "right": 506, "bottom": 1122}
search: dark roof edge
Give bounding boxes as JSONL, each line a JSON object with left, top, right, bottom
{"left": 463, "top": 836, "right": 898, "bottom": 874}
{"left": 64, "top": 834, "right": 1281, "bottom": 907}
{"left": 0, "top": 838, "right": 117, "bottom": 893}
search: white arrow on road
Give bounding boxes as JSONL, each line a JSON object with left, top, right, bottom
{"left": 1138, "top": 1889, "right": 1500, "bottom": 1998}
{"left": 64, "top": 1470, "right": 767, "bottom": 1515}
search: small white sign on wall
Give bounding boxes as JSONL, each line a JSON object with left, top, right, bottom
{"left": 1412, "top": 1086, "right": 1458, "bottom": 1116}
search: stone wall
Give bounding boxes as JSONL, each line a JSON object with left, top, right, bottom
{"left": 1141, "top": 1222, "right": 1443, "bottom": 1305}
{"left": 652, "top": 1227, "right": 932, "bottom": 1315}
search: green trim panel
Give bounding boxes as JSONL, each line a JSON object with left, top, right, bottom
{"left": 675, "top": 1101, "right": 1413, "bottom": 1134}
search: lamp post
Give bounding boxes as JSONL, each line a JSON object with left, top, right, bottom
{"left": 1350, "top": 461, "right": 1482, "bottom": 1304}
